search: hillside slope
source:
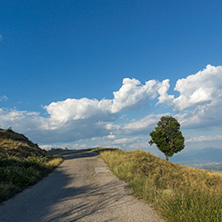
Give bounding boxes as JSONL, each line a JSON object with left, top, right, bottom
{"left": 0, "top": 128, "right": 62, "bottom": 202}
{"left": 0, "top": 128, "right": 46, "bottom": 158}
{"left": 98, "top": 149, "right": 222, "bottom": 222}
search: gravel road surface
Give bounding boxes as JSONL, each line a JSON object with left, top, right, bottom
{"left": 0, "top": 150, "right": 162, "bottom": 222}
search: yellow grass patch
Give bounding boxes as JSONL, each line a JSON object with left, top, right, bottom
{"left": 99, "top": 149, "right": 222, "bottom": 222}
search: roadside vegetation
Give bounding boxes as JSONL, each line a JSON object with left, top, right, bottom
{"left": 96, "top": 148, "right": 222, "bottom": 222}
{"left": 0, "top": 128, "right": 63, "bottom": 202}
{"left": 49, "top": 147, "right": 69, "bottom": 151}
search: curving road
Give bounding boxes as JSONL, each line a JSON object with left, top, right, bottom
{"left": 0, "top": 150, "right": 162, "bottom": 222}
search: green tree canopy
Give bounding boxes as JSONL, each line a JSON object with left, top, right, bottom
{"left": 149, "top": 116, "right": 185, "bottom": 161}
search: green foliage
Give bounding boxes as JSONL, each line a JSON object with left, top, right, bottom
{"left": 0, "top": 154, "right": 63, "bottom": 203}
{"left": 149, "top": 116, "right": 185, "bottom": 160}
{"left": 0, "top": 155, "right": 51, "bottom": 202}
{"left": 0, "top": 128, "right": 63, "bottom": 202}
{"left": 49, "top": 147, "right": 69, "bottom": 151}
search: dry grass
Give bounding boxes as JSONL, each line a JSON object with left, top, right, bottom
{"left": 46, "top": 154, "right": 63, "bottom": 167}
{"left": 98, "top": 149, "right": 222, "bottom": 222}
{"left": 0, "top": 129, "right": 46, "bottom": 158}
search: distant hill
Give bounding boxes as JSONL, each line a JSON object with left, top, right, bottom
{"left": 0, "top": 128, "right": 46, "bottom": 158}
{"left": 171, "top": 147, "right": 222, "bottom": 163}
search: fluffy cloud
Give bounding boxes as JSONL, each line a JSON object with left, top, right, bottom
{"left": 111, "top": 78, "right": 170, "bottom": 113}
{"left": 173, "top": 65, "right": 222, "bottom": 111}
{"left": 157, "top": 80, "right": 174, "bottom": 105}
{"left": 1, "top": 65, "right": 222, "bottom": 149}
{"left": 44, "top": 98, "right": 113, "bottom": 124}
{"left": 186, "top": 135, "right": 222, "bottom": 143}
{"left": 111, "top": 137, "right": 139, "bottom": 145}
{"left": 122, "top": 114, "right": 168, "bottom": 135}
{"left": 44, "top": 78, "right": 168, "bottom": 125}
{"left": 87, "top": 135, "right": 149, "bottom": 151}
{"left": 171, "top": 65, "right": 222, "bottom": 130}
{"left": 0, "top": 76, "right": 169, "bottom": 144}
{"left": 0, "top": 108, "right": 43, "bottom": 130}
{"left": 0, "top": 108, "right": 111, "bottom": 143}
{"left": 176, "top": 97, "right": 222, "bottom": 130}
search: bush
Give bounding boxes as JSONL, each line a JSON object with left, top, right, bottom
{"left": 0, "top": 154, "right": 62, "bottom": 202}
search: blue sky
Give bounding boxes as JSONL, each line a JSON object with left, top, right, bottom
{"left": 1, "top": 1, "right": 222, "bottom": 156}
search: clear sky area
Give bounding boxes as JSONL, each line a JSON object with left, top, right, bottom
{"left": 1, "top": 0, "right": 222, "bottom": 157}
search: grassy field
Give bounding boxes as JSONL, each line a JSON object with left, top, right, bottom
{"left": 96, "top": 148, "right": 222, "bottom": 222}
{"left": 0, "top": 129, "right": 63, "bottom": 202}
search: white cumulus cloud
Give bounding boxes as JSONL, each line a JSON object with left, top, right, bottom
{"left": 44, "top": 98, "right": 113, "bottom": 124}
{"left": 44, "top": 78, "right": 169, "bottom": 126}
{"left": 111, "top": 78, "right": 171, "bottom": 113}
{"left": 1, "top": 66, "right": 222, "bottom": 149}
{"left": 171, "top": 65, "right": 222, "bottom": 130}
{"left": 157, "top": 79, "right": 174, "bottom": 105}
{"left": 173, "top": 64, "right": 222, "bottom": 111}
{"left": 0, "top": 108, "right": 46, "bottom": 132}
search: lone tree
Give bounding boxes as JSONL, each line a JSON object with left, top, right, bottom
{"left": 149, "top": 116, "right": 185, "bottom": 161}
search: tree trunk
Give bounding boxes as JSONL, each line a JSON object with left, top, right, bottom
{"left": 166, "top": 156, "right": 169, "bottom": 161}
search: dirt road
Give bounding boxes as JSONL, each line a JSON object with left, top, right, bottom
{"left": 0, "top": 150, "right": 162, "bottom": 221}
